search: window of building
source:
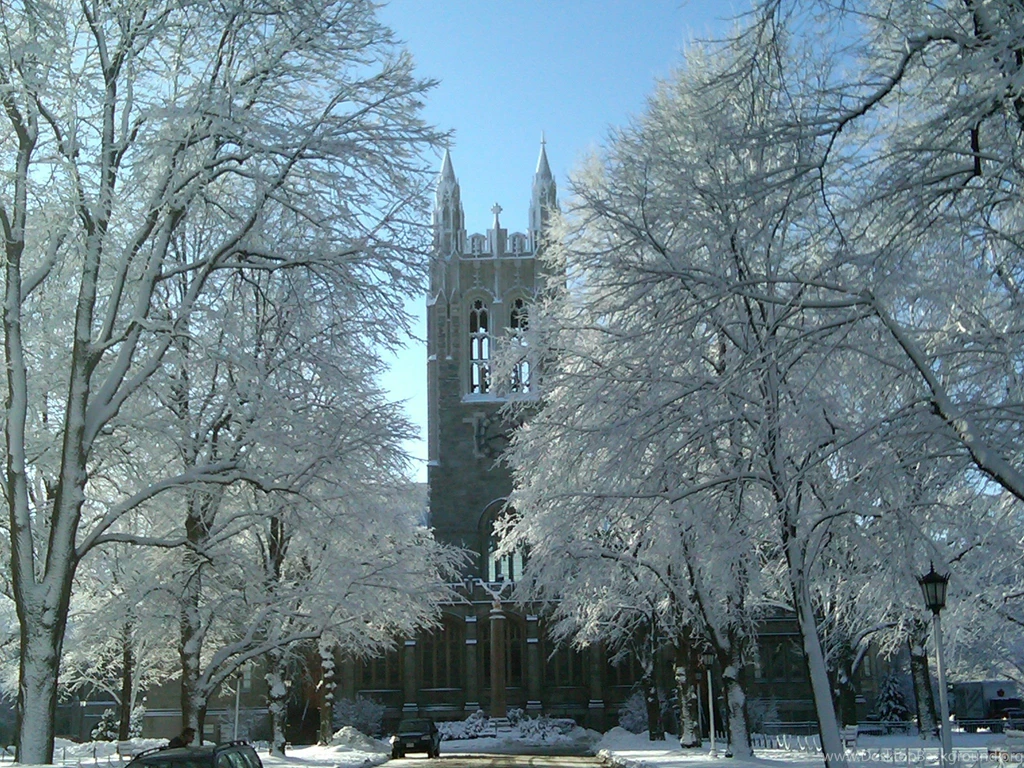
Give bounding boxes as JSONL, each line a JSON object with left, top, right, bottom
{"left": 357, "top": 649, "right": 401, "bottom": 689}
{"left": 788, "top": 639, "right": 808, "bottom": 681}
{"left": 546, "top": 644, "right": 587, "bottom": 688}
{"left": 487, "top": 527, "right": 524, "bottom": 582}
{"left": 484, "top": 505, "right": 523, "bottom": 581}
{"left": 761, "top": 640, "right": 786, "bottom": 681}
{"left": 861, "top": 654, "right": 873, "bottom": 679}
{"left": 469, "top": 299, "right": 490, "bottom": 394}
{"left": 509, "top": 298, "right": 530, "bottom": 393}
{"left": 420, "top": 620, "right": 463, "bottom": 689}
{"left": 509, "top": 621, "right": 524, "bottom": 687}
{"left": 759, "top": 638, "right": 807, "bottom": 682}
{"left": 606, "top": 651, "right": 642, "bottom": 688}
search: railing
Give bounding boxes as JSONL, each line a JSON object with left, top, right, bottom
{"left": 750, "top": 732, "right": 1004, "bottom": 766}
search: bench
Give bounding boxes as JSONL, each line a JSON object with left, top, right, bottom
{"left": 841, "top": 725, "right": 859, "bottom": 750}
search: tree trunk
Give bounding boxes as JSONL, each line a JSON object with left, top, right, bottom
{"left": 12, "top": 364, "right": 90, "bottom": 761}
{"left": 722, "top": 641, "right": 752, "bottom": 758}
{"left": 644, "top": 669, "right": 665, "bottom": 740}
{"left": 909, "top": 618, "right": 938, "bottom": 740}
{"left": 834, "top": 642, "right": 858, "bottom": 727}
{"left": 267, "top": 649, "right": 288, "bottom": 756}
{"left": 16, "top": 600, "right": 70, "bottom": 764}
{"left": 179, "top": 490, "right": 220, "bottom": 735}
{"left": 120, "top": 623, "right": 134, "bottom": 740}
{"left": 675, "top": 642, "right": 701, "bottom": 747}
{"left": 790, "top": 569, "right": 847, "bottom": 768}
{"left": 179, "top": 562, "right": 203, "bottom": 734}
{"left": 318, "top": 639, "right": 337, "bottom": 745}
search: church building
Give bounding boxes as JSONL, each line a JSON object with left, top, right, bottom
{"left": 340, "top": 144, "right": 620, "bottom": 728}
{"left": 336, "top": 144, "right": 883, "bottom": 732}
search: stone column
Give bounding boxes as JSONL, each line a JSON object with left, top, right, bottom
{"left": 403, "top": 639, "right": 418, "bottom": 716}
{"left": 489, "top": 604, "right": 507, "bottom": 719}
{"left": 525, "top": 615, "right": 542, "bottom": 713}
{"left": 588, "top": 643, "right": 605, "bottom": 732}
{"left": 465, "top": 614, "right": 480, "bottom": 714}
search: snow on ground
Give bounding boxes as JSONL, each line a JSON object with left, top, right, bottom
{"left": 596, "top": 727, "right": 1017, "bottom": 768}
{"left": 17, "top": 726, "right": 1023, "bottom": 768}
{"left": 440, "top": 725, "right": 600, "bottom": 755}
{"left": 261, "top": 730, "right": 391, "bottom": 768}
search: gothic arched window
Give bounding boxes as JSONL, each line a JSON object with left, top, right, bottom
{"left": 510, "top": 298, "right": 528, "bottom": 331}
{"left": 469, "top": 299, "right": 490, "bottom": 394}
{"left": 420, "top": 617, "right": 463, "bottom": 689}
{"left": 487, "top": 526, "right": 524, "bottom": 582}
{"left": 481, "top": 500, "right": 523, "bottom": 582}
{"left": 509, "top": 298, "right": 530, "bottom": 393}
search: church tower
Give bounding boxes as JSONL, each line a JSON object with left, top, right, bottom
{"left": 426, "top": 143, "right": 557, "bottom": 577}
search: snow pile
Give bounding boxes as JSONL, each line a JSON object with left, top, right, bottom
{"left": 595, "top": 727, "right": 671, "bottom": 768}
{"left": 513, "top": 724, "right": 599, "bottom": 748}
{"left": 436, "top": 711, "right": 600, "bottom": 752}
{"left": 439, "top": 710, "right": 494, "bottom": 740}
{"left": 261, "top": 742, "right": 388, "bottom": 768}
{"left": 329, "top": 726, "right": 390, "bottom": 754}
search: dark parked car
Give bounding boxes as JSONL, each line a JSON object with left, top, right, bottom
{"left": 127, "top": 742, "right": 263, "bottom": 768}
{"left": 390, "top": 718, "right": 441, "bottom": 759}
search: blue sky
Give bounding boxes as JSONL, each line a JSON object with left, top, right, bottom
{"left": 377, "top": 1, "right": 735, "bottom": 482}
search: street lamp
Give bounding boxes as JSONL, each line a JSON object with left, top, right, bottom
{"left": 918, "top": 563, "right": 952, "bottom": 765}
{"left": 702, "top": 651, "right": 718, "bottom": 758}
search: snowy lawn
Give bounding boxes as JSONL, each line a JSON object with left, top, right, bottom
{"left": 596, "top": 727, "right": 1017, "bottom": 768}
{"left": 16, "top": 727, "right": 1022, "bottom": 768}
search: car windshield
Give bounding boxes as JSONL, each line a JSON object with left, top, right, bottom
{"left": 398, "top": 720, "right": 432, "bottom": 734}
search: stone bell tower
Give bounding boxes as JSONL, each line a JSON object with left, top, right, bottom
{"left": 426, "top": 142, "right": 557, "bottom": 576}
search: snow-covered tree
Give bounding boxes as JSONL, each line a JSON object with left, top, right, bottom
{"left": 876, "top": 671, "right": 912, "bottom": 731}
{"left": 0, "top": 0, "right": 444, "bottom": 758}
{"left": 497, "top": 10, "right": 1020, "bottom": 765}
{"left": 63, "top": 543, "right": 175, "bottom": 740}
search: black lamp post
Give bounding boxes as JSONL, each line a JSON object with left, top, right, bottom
{"left": 917, "top": 563, "right": 952, "bottom": 764}
{"left": 702, "top": 651, "right": 718, "bottom": 758}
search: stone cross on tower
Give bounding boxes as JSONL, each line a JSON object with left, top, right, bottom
{"left": 490, "top": 203, "right": 504, "bottom": 256}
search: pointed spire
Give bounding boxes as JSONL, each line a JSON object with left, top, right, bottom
{"left": 530, "top": 136, "right": 557, "bottom": 248}
{"left": 440, "top": 148, "right": 456, "bottom": 184}
{"left": 535, "top": 133, "right": 552, "bottom": 180}
{"left": 433, "top": 148, "right": 464, "bottom": 258}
